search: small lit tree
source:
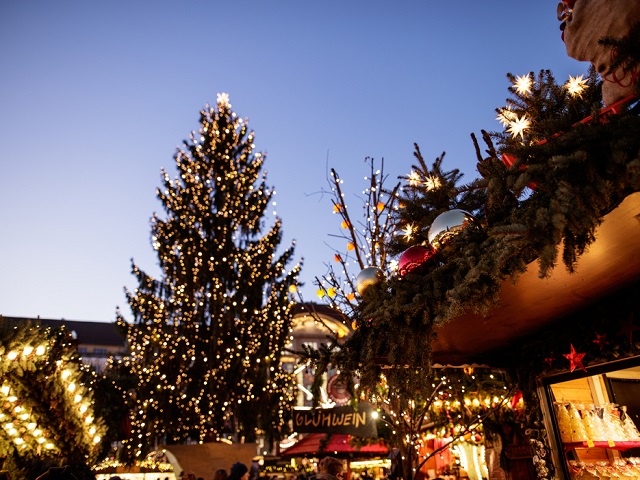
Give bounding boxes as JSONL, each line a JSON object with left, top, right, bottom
{"left": 314, "top": 157, "right": 401, "bottom": 314}
{"left": 298, "top": 155, "right": 514, "bottom": 480}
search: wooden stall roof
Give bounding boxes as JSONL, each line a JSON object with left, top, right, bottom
{"left": 431, "top": 192, "right": 640, "bottom": 366}
{"left": 280, "top": 433, "right": 388, "bottom": 458}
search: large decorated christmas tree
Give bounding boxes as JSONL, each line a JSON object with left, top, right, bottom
{"left": 116, "top": 93, "right": 301, "bottom": 456}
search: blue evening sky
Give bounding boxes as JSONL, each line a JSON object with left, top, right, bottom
{"left": 0, "top": 1, "right": 584, "bottom": 322}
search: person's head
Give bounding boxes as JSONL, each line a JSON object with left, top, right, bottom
{"left": 214, "top": 469, "right": 229, "bottom": 480}
{"left": 230, "top": 462, "right": 249, "bottom": 480}
{"left": 318, "top": 457, "right": 343, "bottom": 478}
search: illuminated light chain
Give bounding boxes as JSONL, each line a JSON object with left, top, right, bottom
{"left": 56, "top": 362, "right": 107, "bottom": 445}
{"left": 92, "top": 456, "right": 174, "bottom": 475}
{"left": 0, "top": 332, "right": 105, "bottom": 456}
{"left": 0, "top": 343, "right": 60, "bottom": 454}
{"left": 452, "top": 443, "right": 486, "bottom": 480}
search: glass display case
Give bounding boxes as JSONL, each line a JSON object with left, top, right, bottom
{"left": 539, "top": 356, "right": 640, "bottom": 480}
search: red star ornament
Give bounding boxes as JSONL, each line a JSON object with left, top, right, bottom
{"left": 593, "top": 332, "right": 608, "bottom": 350}
{"left": 563, "top": 344, "right": 587, "bottom": 373}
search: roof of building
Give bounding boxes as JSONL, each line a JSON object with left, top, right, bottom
{"left": 292, "top": 302, "right": 352, "bottom": 337}
{"left": 1, "top": 316, "right": 126, "bottom": 347}
{"left": 280, "top": 433, "right": 389, "bottom": 458}
{"left": 293, "top": 302, "right": 350, "bottom": 322}
{"left": 2, "top": 303, "right": 346, "bottom": 349}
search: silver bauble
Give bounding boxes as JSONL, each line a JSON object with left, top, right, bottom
{"left": 428, "top": 209, "right": 479, "bottom": 251}
{"left": 356, "top": 266, "right": 385, "bottom": 295}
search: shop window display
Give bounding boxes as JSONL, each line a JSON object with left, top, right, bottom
{"left": 542, "top": 360, "right": 640, "bottom": 479}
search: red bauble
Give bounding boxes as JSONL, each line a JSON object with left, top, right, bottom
{"left": 398, "top": 245, "right": 436, "bottom": 276}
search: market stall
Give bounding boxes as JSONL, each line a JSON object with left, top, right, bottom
{"left": 428, "top": 193, "right": 640, "bottom": 480}
{"left": 280, "top": 433, "right": 389, "bottom": 480}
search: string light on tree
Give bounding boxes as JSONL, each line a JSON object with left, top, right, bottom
{"left": 117, "top": 93, "right": 300, "bottom": 458}
{"left": 216, "top": 92, "right": 231, "bottom": 107}
{"left": 293, "top": 158, "right": 400, "bottom": 319}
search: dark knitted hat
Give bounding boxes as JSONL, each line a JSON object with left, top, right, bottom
{"left": 230, "top": 462, "right": 248, "bottom": 478}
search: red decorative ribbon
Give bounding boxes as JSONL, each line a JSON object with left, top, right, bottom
{"left": 500, "top": 94, "right": 638, "bottom": 185}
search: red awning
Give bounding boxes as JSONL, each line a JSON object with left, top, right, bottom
{"left": 280, "top": 433, "right": 388, "bottom": 458}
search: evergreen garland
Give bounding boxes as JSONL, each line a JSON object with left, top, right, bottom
{"left": 308, "top": 68, "right": 640, "bottom": 399}
{"left": 300, "top": 43, "right": 640, "bottom": 480}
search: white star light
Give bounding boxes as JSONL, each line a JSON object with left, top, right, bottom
{"left": 513, "top": 75, "right": 533, "bottom": 96}
{"left": 424, "top": 175, "right": 441, "bottom": 191}
{"left": 507, "top": 115, "right": 531, "bottom": 140}
{"left": 216, "top": 92, "right": 231, "bottom": 107}
{"left": 407, "top": 170, "right": 421, "bottom": 186}
{"left": 402, "top": 224, "right": 416, "bottom": 240}
{"left": 496, "top": 107, "right": 518, "bottom": 127}
{"left": 565, "top": 75, "right": 588, "bottom": 98}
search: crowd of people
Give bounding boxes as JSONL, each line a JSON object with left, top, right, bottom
{"left": 178, "top": 461, "right": 253, "bottom": 480}
{"left": 32, "top": 456, "right": 347, "bottom": 480}
{"left": 178, "top": 457, "right": 345, "bottom": 480}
